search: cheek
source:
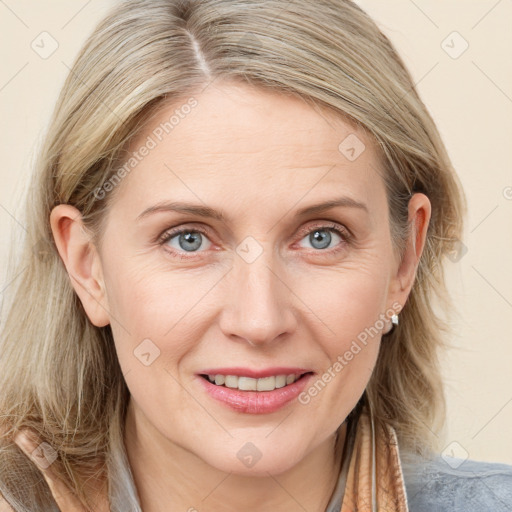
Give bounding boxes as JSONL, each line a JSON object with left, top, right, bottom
{"left": 293, "top": 266, "right": 388, "bottom": 410}
{"left": 101, "top": 255, "right": 225, "bottom": 371}
{"left": 296, "top": 264, "right": 389, "bottom": 344}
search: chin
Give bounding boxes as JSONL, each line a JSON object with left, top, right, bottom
{"left": 201, "top": 441, "right": 307, "bottom": 477}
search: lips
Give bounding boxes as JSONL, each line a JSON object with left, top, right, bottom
{"left": 195, "top": 367, "right": 315, "bottom": 414}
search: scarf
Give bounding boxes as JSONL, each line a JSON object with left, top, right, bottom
{"left": 326, "top": 403, "right": 409, "bottom": 512}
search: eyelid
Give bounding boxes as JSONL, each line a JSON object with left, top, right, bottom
{"left": 156, "top": 223, "right": 213, "bottom": 245}
{"left": 295, "top": 220, "right": 352, "bottom": 242}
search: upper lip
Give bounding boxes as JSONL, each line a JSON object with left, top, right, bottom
{"left": 198, "top": 367, "right": 313, "bottom": 379}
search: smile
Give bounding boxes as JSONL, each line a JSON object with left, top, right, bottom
{"left": 196, "top": 372, "right": 314, "bottom": 414}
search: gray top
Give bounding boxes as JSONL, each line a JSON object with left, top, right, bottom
{"left": 325, "top": 446, "right": 512, "bottom": 512}
{"left": 401, "top": 454, "right": 512, "bottom": 512}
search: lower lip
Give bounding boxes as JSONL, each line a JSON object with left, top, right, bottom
{"left": 196, "top": 374, "right": 314, "bottom": 414}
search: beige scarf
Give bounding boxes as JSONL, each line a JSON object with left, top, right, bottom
{"left": 331, "top": 403, "right": 409, "bottom": 512}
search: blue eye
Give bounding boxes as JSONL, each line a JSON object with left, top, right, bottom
{"left": 160, "top": 228, "right": 212, "bottom": 255}
{"left": 300, "top": 227, "right": 342, "bottom": 250}
{"left": 301, "top": 225, "right": 348, "bottom": 251}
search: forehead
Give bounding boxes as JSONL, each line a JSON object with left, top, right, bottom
{"left": 111, "top": 81, "right": 386, "bottom": 219}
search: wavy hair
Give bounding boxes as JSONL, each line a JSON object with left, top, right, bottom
{"left": 0, "top": 0, "right": 465, "bottom": 509}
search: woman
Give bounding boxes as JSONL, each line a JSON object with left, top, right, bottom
{"left": 0, "top": 0, "right": 511, "bottom": 511}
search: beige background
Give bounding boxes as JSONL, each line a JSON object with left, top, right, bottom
{"left": 1, "top": 1, "right": 511, "bottom": 464}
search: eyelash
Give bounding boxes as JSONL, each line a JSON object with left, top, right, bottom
{"left": 157, "top": 222, "right": 351, "bottom": 260}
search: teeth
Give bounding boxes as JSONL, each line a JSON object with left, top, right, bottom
{"left": 238, "top": 376, "right": 257, "bottom": 391}
{"left": 257, "top": 376, "right": 275, "bottom": 391}
{"left": 224, "top": 375, "right": 238, "bottom": 388}
{"left": 275, "top": 375, "right": 286, "bottom": 388}
{"left": 206, "top": 373, "right": 302, "bottom": 391}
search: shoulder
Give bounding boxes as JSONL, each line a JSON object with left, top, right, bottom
{"left": 401, "top": 452, "right": 512, "bottom": 512}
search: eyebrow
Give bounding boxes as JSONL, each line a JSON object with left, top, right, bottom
{"left": 136, "top": 196, "right": 368, "bottom": 223}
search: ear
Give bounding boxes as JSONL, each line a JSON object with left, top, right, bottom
{"left": 387, "top": 192, "right": 431, "bottom": 311}
{"left": 50, "top": 204, "right": 110, "bottom": 327}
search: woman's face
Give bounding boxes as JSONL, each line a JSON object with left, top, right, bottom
{"left": 64, "top": 81, "right": 427, "bottom": 476}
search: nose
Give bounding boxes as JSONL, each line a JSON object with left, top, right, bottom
{"left": 218, "top": 251, "right": 297, "bottom": 347}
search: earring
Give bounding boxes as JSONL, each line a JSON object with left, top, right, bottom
{"left": 384, "top": 314, "right": 399, "bottom": 336}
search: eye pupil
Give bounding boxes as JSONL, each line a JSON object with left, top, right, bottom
{"left": 310, "top": 229, "right": 332, "bottom": 250}
{"left": 179, "top": 231, "right": 202, "bottom": 251}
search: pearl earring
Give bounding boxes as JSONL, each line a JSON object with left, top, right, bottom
{"left": 384, "top": 314, "right": 399, "bottom": 336}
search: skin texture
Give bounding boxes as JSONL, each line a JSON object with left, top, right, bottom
{"left": 40, "top": 81, "right": 430, "bottom": 512}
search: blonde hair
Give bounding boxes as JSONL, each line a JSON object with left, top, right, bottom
{"left": 0, "top": 0, "right": 466, "bottom": 509}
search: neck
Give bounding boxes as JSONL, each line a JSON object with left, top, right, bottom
{"left": 124, "top": 399, "right": 346, "bottom": 512}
